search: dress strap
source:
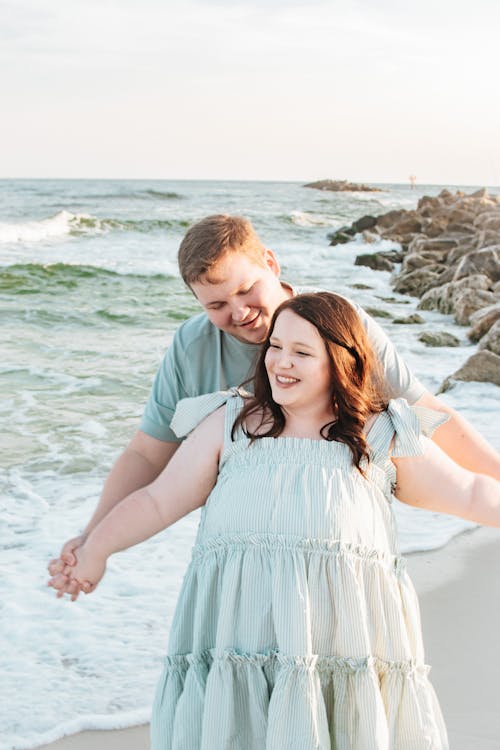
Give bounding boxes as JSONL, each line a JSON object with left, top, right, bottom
{"left": 170, "top": 388, "right": 248, "bottom": 439}
{"left": 367, "top": 398, "right": 449, "bottom": 460}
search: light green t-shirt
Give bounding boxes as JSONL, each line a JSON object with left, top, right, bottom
{"left": 140, "top": 290, "right": 425, "bottom": 443}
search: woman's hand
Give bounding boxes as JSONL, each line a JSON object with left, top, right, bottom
{"left": 70, "top": 542, "right": 107, "bottom": 592}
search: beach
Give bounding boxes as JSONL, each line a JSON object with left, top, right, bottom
{"left": 38, "top": 524, "right": 500, "bottom": 750}
{"left": 2, "top": 179, "right": 499, "bottom": 748}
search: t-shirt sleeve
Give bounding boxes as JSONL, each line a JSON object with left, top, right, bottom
{"left": 353, "top": 302, "right": 425, "bottom": 403}
{"left": 140, "top": 334, "right": 189, "bottom": 443}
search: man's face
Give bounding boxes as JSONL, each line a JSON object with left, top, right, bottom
{"left": 190, "top": 249, "right": 290, "bottom": 344}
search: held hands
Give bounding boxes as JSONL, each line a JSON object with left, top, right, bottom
{"left": 47, "top": 535, "right": 106, "bottom": 601}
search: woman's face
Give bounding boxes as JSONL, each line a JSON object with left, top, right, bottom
{"left": 264, "top": 309, "right": 332, "bottom": 412}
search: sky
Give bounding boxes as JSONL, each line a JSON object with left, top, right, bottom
{"left": 1, "top": 0, "right": 499, "bottom": 184}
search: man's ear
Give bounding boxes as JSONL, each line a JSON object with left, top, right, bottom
{"left": 264, "top": 248, "right": 280, "bottom": 277}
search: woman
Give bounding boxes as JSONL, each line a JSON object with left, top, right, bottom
{"left": 49, "top": 292, "right": 500, "bottom": 749}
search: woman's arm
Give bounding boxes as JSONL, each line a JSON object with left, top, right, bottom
{"left": 392, "top": 437, "right": 500, "bottom": 527}
{"left": 54, "top": 406, "right": 225, "bottom": 592}
{"left": 414, "top": 391, "right": 500, "bottom": 481}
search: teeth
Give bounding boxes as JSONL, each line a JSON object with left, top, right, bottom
{"left": 276, "top": 375, "right": 298, "bottom": 384}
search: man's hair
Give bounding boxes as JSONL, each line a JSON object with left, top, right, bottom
{"left": 178, "top": 214, "right": 265, "bottom": 286}
{"left": 233, "top": 292, "right": 388, "bottom": 473}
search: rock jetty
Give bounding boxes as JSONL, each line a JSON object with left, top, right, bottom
{"left": 304, "top": 179, "right": 382, "bottom": 193}
{"left": 329, "top": 188, "right": 500, "bottom": 388}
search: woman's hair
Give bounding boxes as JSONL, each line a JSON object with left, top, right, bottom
{"left": 232, "top": 292, "right": 388, "bottom": 472}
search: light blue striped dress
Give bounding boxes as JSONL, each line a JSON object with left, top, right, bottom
{"left": 151, "top": 391, "right": 449, "bottom": 750}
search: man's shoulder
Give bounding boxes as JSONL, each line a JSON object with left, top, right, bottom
{"left": 292, "top": 283, "right": 359, "bottom": 310}
{"left": 173, "top": 312, "right": 219, "bottom": 350}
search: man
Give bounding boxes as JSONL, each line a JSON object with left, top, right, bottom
{"left": 48, "top": 214, "right": 500, "bottom": 596}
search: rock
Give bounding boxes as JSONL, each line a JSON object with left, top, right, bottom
{"left": 453, "top": 289, "right": 499, "bottom": 325}
{"left": 407, "top": 235, "right": 458, "bottom": 258}
{"left": 470, "top": 188, "right": 489, "bottom": 199}
{"left": 478, "top": 319, "right": 500, "bottom": 356}
{"left": 493, "top": 281, "right": 500, "bottom": 294}
{"left": 440, "top": 350, "right": 500, "bottom": 391}
{"left": 438, "top": 189, "right": 456, "bottom": 203}
{"left": 401, "top": 253, "right": 434, "bottom": 273}
{"left": 468, "top": 303, "right": 500, "bottom": 342}
{"left": 364, "top": 307, "right": 392, "bottom": 319}
{"left": 329, "top": 231, "right": 355, "bottom": 246}
{"left": 419, "top": 331, "right": 460, "bottom": 347}
{"left": 417, "top": 195, "right": 442, "bottom": 214}
{"left": 393, "top": 314, "right": 425, "bottom": 324}
{"left": 475, "top": 230, "right": 500, "bottom": 249}
{"left": 378, "top": 249, "right": 405, "bottom": 262}
{"left": 418, "top": 274, "right": 492, "bottom": 314}
{"left": 377, "top": 296, "right": 410, "bottom": 304}
{"left": 354, "top": 253, "right": 394, "bottom": 272}
{"left": 393, "top": 268, "right": 442, "bottom": 297}
{"left": 379, "top": 213, "right": 423, "bottom": 237}
{"left": 473, "top": 212, "right": 500, "bottom": 232}
{"left": 350, "top": 283, "right": 373, "bottom": 290}
{"left": 353, "top": 215, "right": 378, "bottom": 232}
{"left": 445, "top": 239, "right": 480, "bottom": 267}
{"left": 304, "top": 179, "right": 382, "bottom": 192}
{"left": 375, "top": 209, "right": 408, "bottom": 230}
{"left": 453, "top": 246, "right": 500, "bottom": 283}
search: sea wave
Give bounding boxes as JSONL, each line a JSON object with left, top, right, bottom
{"left": 0, "top": 262, "right": 174, "bottom": 291}
{"left": 0, "top": 211, "right": 190, "bottom": 244}
{"left": 289, "top": 210, "right": 342, "bottom": 228}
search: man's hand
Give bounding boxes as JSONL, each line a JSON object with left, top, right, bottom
{"left": 48, "top": 541, "right": 104, "bottom": 601}
{"left": 47, "top": 533, "right": 87, "bottom": 577}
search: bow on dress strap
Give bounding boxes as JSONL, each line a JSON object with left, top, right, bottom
{"left": 386, "top": 398, "right": 450, "bottom": 458}
{"left": 170, "top": 388, "right": 248, "bottom": 438}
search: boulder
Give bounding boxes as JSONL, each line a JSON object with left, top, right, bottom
{"left": 374, "top": 209, "right": 407, "bottom": 230}
{"left": 329, "top": 231, "right": 355, "bottom": 246}
{"left": 453, "top": 246, "right": 500, "bottom": 283}
{"left": 393, "top": 268, "right": 442, "bottom": 297}
{"left": 417, "top": 195, "right": 442, "bottom": 215}
{"left": 473, "top": 212, "right": 500, "bottom": 232}
{"left": 401, "top": 254, "right": 432, "bottom": 273}
{"left": 354, "top": 253, "right": 394, "bottom": 272}
{"left": 378, "top": 249, "right": 405, "bottom": 262}
{"left": 419, "top": 331, "right": 460, "bottom": 347}
{"left": 445, "top": 239, "right": 481, "bottom": 267}
{"left": 475, "top": 230, "right": 500, "bottom": 249}
{"left": 453, "top": 289, "right": 499, "bottom": 325}
{"left": 420, "top": 215, "right": 451, "bottom": 237}
{"left": 353, "top": 215, "right": 378, "bottom": 232}
{"left": 380, "top": 213, "right": 423, "bottom": 237}
{"left": 478, "top": 319, "right": 500, "bottom": 356}
{"left": 364, "top": 307, "right": 392, "bottom": 319}
{"left": 393, "top": 314, "right": 425, "bottom": 325}
{"left": 418, "top": 274, "right": 492, "bottom": 314}
{"left": 440, "top": 350, "right": 500, "bottom": 390}
{"left": 468, "top": 303, "right": 500, "bottom": 342}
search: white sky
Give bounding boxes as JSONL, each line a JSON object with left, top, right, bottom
{"left": 1, "top": 0, "right": 499, "bottom": 184}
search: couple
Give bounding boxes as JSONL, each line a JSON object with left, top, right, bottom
{"left": 48, "top": 215, "right": 500, "bottom": 748}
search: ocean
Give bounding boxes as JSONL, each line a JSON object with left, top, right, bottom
{"left": 1, "top": 178, "right": 499, "bottom": 749}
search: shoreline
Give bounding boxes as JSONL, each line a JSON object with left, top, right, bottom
{"left": 36, "top": 524, "right": 500, "bottom": 750}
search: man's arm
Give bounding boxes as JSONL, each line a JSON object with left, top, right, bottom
{"left": 414, "top": 390, "right": 500, "bottom": 481}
